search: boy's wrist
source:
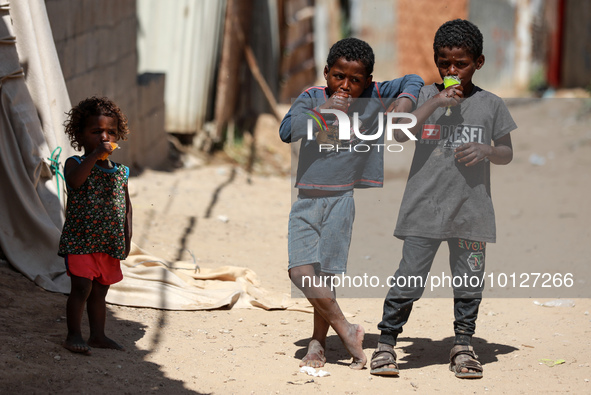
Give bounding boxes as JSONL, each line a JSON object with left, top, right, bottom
{"left": 390, "top": 97, "right": 414, "bottom": 113}
{"left": 424, "top": 96, "right": 445, "bottom": 112}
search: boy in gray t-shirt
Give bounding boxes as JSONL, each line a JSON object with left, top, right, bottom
{"left": 370, "top": 19, "right": 517, "bottom": 379}
{"left": 281, "top": 38, "right": 421, "bottom": 371}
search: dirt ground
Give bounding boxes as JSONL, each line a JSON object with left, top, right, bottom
{"left": 1, "top": 96, "right": 590, "bottom": 394}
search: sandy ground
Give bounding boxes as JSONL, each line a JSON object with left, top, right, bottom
{"left": 1, "top": 97, "right": 591, "bottom": 394}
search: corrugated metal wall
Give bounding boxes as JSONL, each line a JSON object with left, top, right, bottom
{"left": 137, "top": 0, "right": 226, "bottom": 134}
{"left": 349, "top": 0, "right": 398, "bottom": 82}
{"left": 468, "top": 0, "right": 517, "bottom": 93}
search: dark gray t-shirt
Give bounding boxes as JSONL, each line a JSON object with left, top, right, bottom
{"left": 394, "top": 84, "right": 517, "bottom": 243}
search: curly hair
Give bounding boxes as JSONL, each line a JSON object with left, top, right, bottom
{"left": 433, "top": 19, "right": 483, "bottom": 60}
{"left": 326, "top": 37, "right": 375, "bottom": 77}
{"left": 64, "top": 96, "right": 129, "bottom": 151}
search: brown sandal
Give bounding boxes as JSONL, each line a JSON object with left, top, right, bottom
{"left": 449, "top": 345, "right": 483, "bottom": 379}
{"left": 370, "top": 343, "right": 399, "bottom": 376}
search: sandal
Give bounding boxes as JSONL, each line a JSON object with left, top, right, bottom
{"left": 449, "top": 345, "right": 483, "bottom": 379}
{"left": 370, "top": 343, "right": 399, "bottom": 376}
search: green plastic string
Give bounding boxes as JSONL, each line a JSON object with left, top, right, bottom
{"left": 48, "top": 146, "right": 65, "bottom": 200}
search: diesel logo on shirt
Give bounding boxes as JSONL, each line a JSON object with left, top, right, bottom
{"left": 420, "top": 124, "right": 484, "bottom": 148}
{"left": 421, "top": 124, "right": 440, "bottom": 140}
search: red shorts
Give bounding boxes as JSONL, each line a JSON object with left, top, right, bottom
{"left": 65, "top": 253, "right": 123, "bottom": 285}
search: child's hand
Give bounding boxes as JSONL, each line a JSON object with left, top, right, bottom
{"left": 437, "top": 85, "right": 464, "bottom": 107}
{"left": 323, "top": 92, "right": 351, "bottom": 112}
{"left": 455, "top": 142, "right": 492, "bottom": 166}
{"left": 95, "top": 141, "right": 117, "bottom": 160}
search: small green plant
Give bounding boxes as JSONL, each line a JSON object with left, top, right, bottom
{"left": 528, "top": 66, "right": 547, "bottom": 96}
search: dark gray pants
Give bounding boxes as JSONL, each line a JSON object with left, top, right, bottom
{"left": 378, "top": 236, "right": 486, "bottom": 346}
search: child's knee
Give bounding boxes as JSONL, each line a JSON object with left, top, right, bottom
{"left": 289, "top": 265, "right": 315, "bottom": 288}
{"left": 70, "top": 278, "right": 93, "bottom": 298}
{"left": 90, "top": 281, "right": 110, "bottom": 297}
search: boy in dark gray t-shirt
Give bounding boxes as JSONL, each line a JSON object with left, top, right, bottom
{"left": 370, "top": 19, "right": 516, "bottom": 379}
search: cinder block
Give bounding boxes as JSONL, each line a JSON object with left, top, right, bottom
{"left": 112, "top": 0, "right": 130, "bottom": 26}
{"left": 63, "top": 40, "right": 77, "bottom": 79}
{"left": 125, "top": 17, "right": 138, "bottom": 56}
{"left": 113, "top": 23, "right": 130, "bottom": 59}
{"left": 116, "top": 21, "right": 135, "bottom": 62}
{"left": 67, "top": 74, "right": 93, "bottom": 105}
{"left": 155, "top": 76, "right": 166, "bottom": 103}
{"left": 129, "top": 95, "right": 140, "bottom": 131}
{"left": 115, "top": 0, "right": 130, "bottom": 22}
{"left": 112, "top": 94, "right": 132, "bottom": 122}
{"left": 122, "top": 92, "right": 140, "bottom": 134}
{"left": 137, "top": 74, "right": 151, "bottom": 116}
{"left": 114, "top": 53, "right": 137, "bottom": 96}
{"left": 138, "top": 114, "right": 151, "bottom": 150}
{"left": 136, "top": 84, "right": 147, "bottom": 118}
{"left": 137, "top": 73, "right": 166, "bottom": 115}
{"left": 81, "top": 0, "right": 95, "bottom": 34}
{"left": 99, "top": 27, "right": 118, "bottom": 66}
{"left": 46, "top": 0, "right": 167, "bottom": 171}
{"left": 105, "top": 28, "right": 118, "bottom": 65}
{"left": 46, "top": 0, "right": 70, "bottom": 42}
{"left": 129, "top": 118, "right": 142, "bottom": 159}
{"left": 96, "top": 28, "right": 110, "bottom": 68}
{"left": 148, "top": 107, "right": 166, "bottom": 135}
{"left": 125, "top": 0, "right": 137, "bottom": 20}
{"left": 136, "top": 113, "right": 169, "bottom": 169}
{"left": 120, "top": 93, "right": 137, "bottom": 117}
{"left": 91, "top": 65, "right": 112, "bottom": 98}
{"left": 53, "top": 39, "right": 65, "bottom": 62}
{"left": 146, "top": 113, "right": 166, "bottom": 144}
{"left": 90, "top": 71, "right": 106, "bottom": 97}
{"left": 86, "top": 30, "right": 99, "bottom": 71}
{"left": 93, "top": 0, "right": 106, "bottom": 28}
{"left": 74, "top": 33, "right": 88, "bottom": 75}
{"left": 72, "top": 0, "right": 85, "bottom": 37}
{"left": 123, "top": 120, "right": 137, "bottom": 158}
{"left": 104, "top": 0, "right": 116, "bottom": 28}
{"left": 55, "top": 39, "right": 71, "bottom": 80}
{"left": 103, "top": 63, "right": 117, "bottom": 98}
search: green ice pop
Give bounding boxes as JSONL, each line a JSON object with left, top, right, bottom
{"left": 443, "top": 75, "right": 461, "bottom": 88}
{"left": 443, "top": 76, "right": 461, "bottom": 116}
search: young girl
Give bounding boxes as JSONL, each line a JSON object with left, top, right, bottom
{"left": 58, "top": 96, "right": 132, "bottom": 355}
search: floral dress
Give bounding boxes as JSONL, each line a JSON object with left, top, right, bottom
{"left": 58, "top": 156, "right": 128, "bottom": 260}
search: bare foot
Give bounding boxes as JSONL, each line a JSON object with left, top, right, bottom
{"left": 87, "top": 335, "right": 124, "bottom": 351}
{"left": 343, "top": 324, "right": 366, "bottom": 370}
{"left": 63, "top": 334, "right": 91, "bottom": 355}
{"left": 299, "top": 339, "right": 326, "bottom": 368}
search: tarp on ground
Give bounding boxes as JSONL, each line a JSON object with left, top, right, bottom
{"left": 1, "top": 0, "right": 298, "bottom": 311}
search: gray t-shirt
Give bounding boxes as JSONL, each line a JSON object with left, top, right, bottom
{"left": 394, "top": 83, "right": 517, "bottom": 243}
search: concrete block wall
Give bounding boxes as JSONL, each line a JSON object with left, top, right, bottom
{"left": 396, "top": 0, "right": 469, "bottom": 85}
{"left": 137, "top": 73, "right": 168, "bottom": 164}
{"left": 45, "top": 0, "right": 168, "bottom": 170}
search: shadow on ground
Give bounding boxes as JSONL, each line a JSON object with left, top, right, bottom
{"left": 0, "top": 263, "right": 206, "bottom": 394}
{"left": 294, "top": 333, "right": 518, "bottom": 370}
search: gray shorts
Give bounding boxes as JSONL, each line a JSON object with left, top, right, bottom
{"left": 288, "top": 190, "right": 355, "bottom": 274}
